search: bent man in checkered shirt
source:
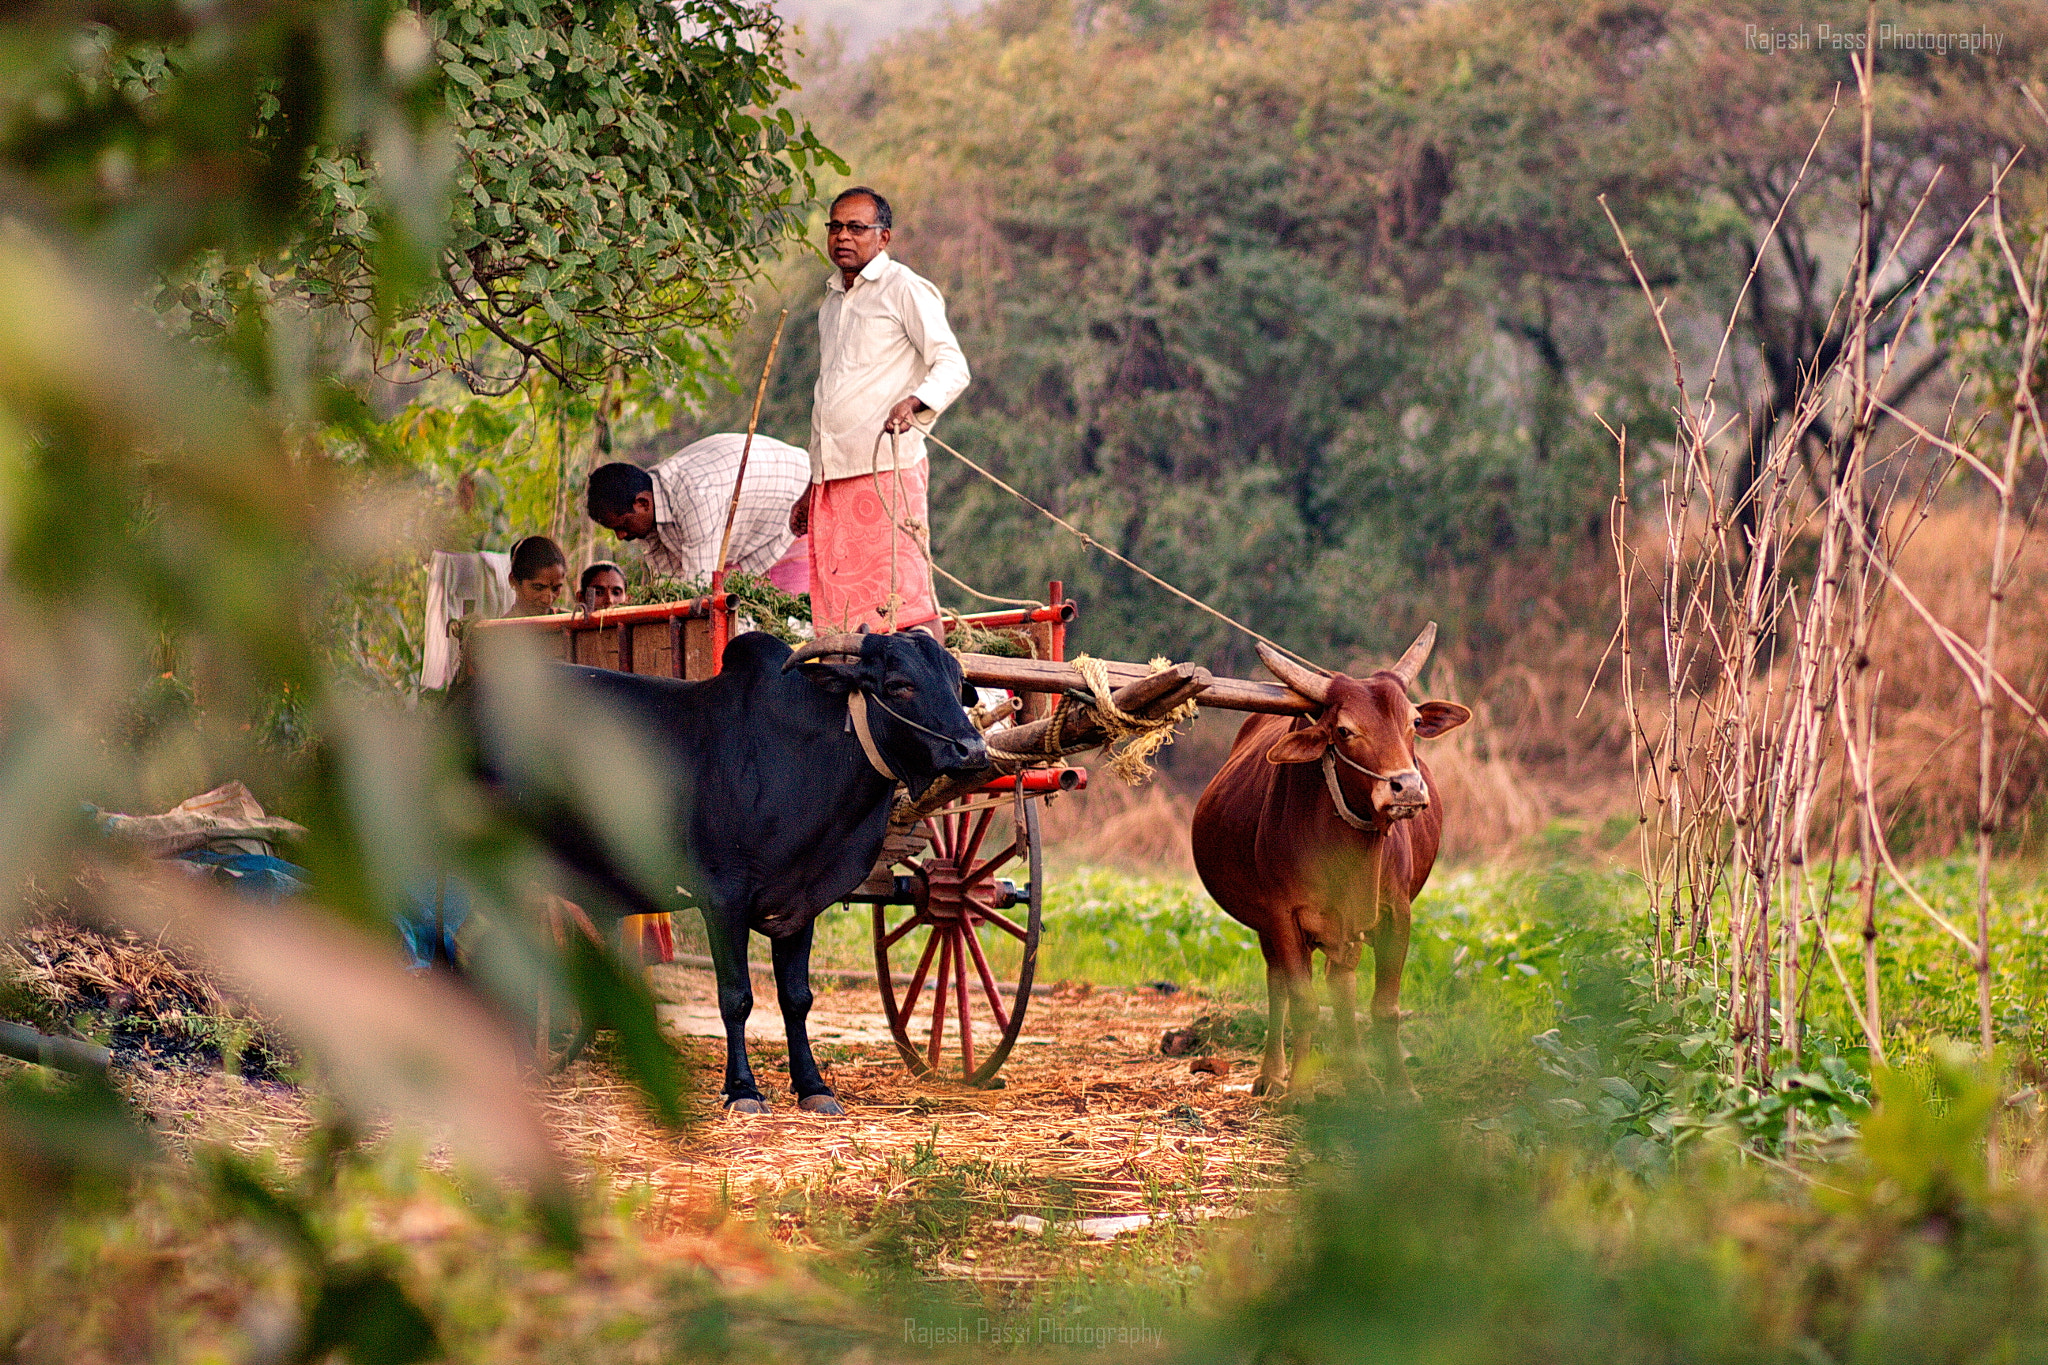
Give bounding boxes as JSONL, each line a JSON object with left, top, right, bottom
{"left": 586, "top": 434, "right": 812, "bottom": 592}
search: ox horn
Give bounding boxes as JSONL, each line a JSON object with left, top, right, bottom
{"left": 782, "top": 633, "right": 868, "bottom": 671}
{"left": 1256, "top": 642, "right": 1332, "bottom": 707}
{"left": 1389, "top": 622, "right": 1438, "bottom": 688}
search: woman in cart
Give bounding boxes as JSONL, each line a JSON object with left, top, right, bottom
{"left": 500, "top": 535, "right": 673, "bottom": 965}
{"left": 503, "top": 535, "right": 569, "bottom": 617}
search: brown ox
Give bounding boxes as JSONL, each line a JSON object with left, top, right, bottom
{"left": 1191, "top": 625, "right": 1470, "bottom": 1097}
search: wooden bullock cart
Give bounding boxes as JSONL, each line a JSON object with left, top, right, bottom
{"left": 474, "top": 584, "right": 1311, "bottom": 1086}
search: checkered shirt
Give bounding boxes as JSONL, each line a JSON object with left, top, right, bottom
{"left": 642, "top": 433, "right": 809, "bottom": 580}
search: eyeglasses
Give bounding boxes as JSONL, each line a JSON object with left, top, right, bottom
{"left": 824, "top": 220, "right": 880, "bottom": 236}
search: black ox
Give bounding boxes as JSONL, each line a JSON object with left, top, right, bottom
{"left": 482, "top": 630, "right": 986, "bottom": 1115}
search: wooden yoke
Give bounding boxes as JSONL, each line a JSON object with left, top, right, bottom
{"left": 891, "top": 660, "right": 1210, "bottom": 830}
{"left": 954, "top": 653, "right": 1313, "bottom": 716}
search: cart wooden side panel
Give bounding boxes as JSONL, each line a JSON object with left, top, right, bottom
{"left": 472, "top": 595, "right": 730, "bottom": 681}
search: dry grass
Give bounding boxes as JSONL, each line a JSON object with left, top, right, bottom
{"left": 1034, "top": 547, "right": 1618, "bottom": 870}
{"left": 1611, "top": 503, "right": 2048, "bottom": 859}
{"left": 561, "top": 969, "right": 1291, "bottom": 1266}
{"left": 1854, "top": 505, "right": 2048, "bottom": 854}
{"left": 18, "top": 1057, "right": 871, "bottom": 1365}
{"left": 97, "top": 955, "right": 1293, "bottom": 1285}
{"left": 2, "top": 908, "right": 296, "bottom": 1077}
{"left": 4, "top": 911, "right": 230, "bottom": 1022}
{"left": 1039, "top": 504, "right": 2048, "bottom": 872}
{"left": 1040, "top": 781, "right": 1198, "bottom": 873}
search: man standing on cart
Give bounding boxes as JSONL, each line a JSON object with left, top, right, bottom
{"left": 792, "top": 186, "right": 971, "bottom": 636}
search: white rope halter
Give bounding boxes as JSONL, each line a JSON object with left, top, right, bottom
{"left": 1320, "top": 747, "right": 1386, "bottom": 832}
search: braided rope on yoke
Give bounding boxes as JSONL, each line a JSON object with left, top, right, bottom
{"left": 1068, "top": 653, "right": 1200, "bottom": 784}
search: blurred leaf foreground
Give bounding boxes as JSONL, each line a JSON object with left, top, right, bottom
{"left": 7, "top": 1, "right": 2048, "bottom": 1363}
{"left": 0, "top": 0, "right": 842, "bottom": 1359}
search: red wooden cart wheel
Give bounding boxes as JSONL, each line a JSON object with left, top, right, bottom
{"left": 534, "top": 983, "right": 596, "bottom": 1075}
{"left": 873, "top": 795, "right": 1043, "bottom": 1086}
{"left": 530, "top": 896, "right": 603, "bottom": 1075}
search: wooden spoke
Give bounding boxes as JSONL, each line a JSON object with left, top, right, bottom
{"left": 962, "top": 807, "right": 996, "bottom": 863}
{"left": 976, "top": 906, "right": 1031, "bottom": 943}
{"left": 955, "top": 930, "right": 976, "bottom": 1073}
{"left": 900, "top": 922, "right": 944, "bottom": 1010}
{"left": 927, "top": 931, "right": 953, "bottom": 1069}
{"left": 961, "top": 840, "right": 1020, "bottom": 889}
{"left": 962, "top": 919, "right": 1012, "bottom": 1032}
{"left": 930, "top": 809, "right": 965, "bottom": 861}
{"left": 873, "top": 791, "right": 1043, "bottom": 1086}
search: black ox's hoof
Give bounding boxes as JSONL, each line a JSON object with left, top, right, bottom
{"left": 797, "top": 1094, "right": 846, "bottom": 1118}
{"left": 725, "top": 1097, "right": 770, "bottom": 1115}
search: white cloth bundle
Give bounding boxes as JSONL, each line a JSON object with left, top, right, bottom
{"left": 420, "top": 550, "right": 513, "bottom": 691}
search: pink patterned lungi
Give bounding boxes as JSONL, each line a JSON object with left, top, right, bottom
{"left": 807, "top": 458, "right": 939, "bottom": 633}
{"left": 765, "top": 535, "right": 811, "bottom": 594}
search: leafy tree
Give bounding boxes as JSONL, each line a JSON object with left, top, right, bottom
{"left": 720, "top": 0, "right": 2046, "bottom": 675}
{"left": 1390, "top": 0, "right": 2048, "bottom": 521}
{"left": 374, "top": 0, "right": 840, "bottom": 391}
{"left": 9, "top": 0, "right": 840, "bottom": 395}
{"left": 0, "top": 0, "right": 812, "bottom": 1239}
{"left": 728, "top": 0, "right": 1649, "bottom": 670}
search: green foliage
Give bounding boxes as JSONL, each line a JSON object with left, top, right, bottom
{"left": 1489, "top": 859, "right": 2048, "bottom": 1169}
{"left": 0, "top": 1065, "right": 157, "bottom": 1216}
{"left": 409, "top": 0, "right": 839, "bottom": 388}
{"left": 632, "top": 567, "right": 814, "bottom": 646}
{"left": 563, "top": 928, "right": 686, "bottom": 1126}
{"left": 1508, "top": 945, "right": 1873, "bottom": 1172}
{"left": 1, "top": 0, "right": 419, "bottom": 287}
{"left": 1033, "top": 867, "right": 1266, "bottom": 995}
{"left": 1932, "top": 211, "right": 2048, "bottom": 439}
{"left": 729, "top": 0, "right": 2046, "bottom": 673}
{"left": 1770, "top": 859, "right": 2048, "bottom": 1063}
{"left": 204, "top": 1140, "right": 444, "bottom": 1365}
{"left": 30, "top": 0, "right": 841, "bottom": 391}
{"left": 1847, "top": 1043, "right": 2002, "bottom": 1223}
{"left": 0, "top": 0, "right": 787, "bottom": 1210}
{"left": 1200, "top": 1064, "right": 2048, "bottom": 1365}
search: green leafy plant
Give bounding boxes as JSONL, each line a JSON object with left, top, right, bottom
{"left": 83, "top": 0, "right": 845, "bottom": 391}
{"left": 1498, "top": 935, "right": 1873, "bottom": 1171}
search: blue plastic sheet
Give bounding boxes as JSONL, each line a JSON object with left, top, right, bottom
{"left": 172, "top": 848, "right": 309, "bottom": 903}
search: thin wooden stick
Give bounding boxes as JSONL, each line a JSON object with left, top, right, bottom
{"left": 714, "top": 310, "right": 790, "bottom": 579}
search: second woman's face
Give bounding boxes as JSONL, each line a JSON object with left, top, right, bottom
{"left": 513, "top": 563, "right": 567, "bottom": 615}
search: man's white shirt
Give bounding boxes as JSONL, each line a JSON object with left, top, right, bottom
{"left": 810, "top": 251, "right": 971, "bottom": 482}
{"left": 641, "top": 433, "right": 810, "bottom": 580}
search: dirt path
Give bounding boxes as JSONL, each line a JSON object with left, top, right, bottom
{"left": 547, "top": 966, "right": 1293, "bottom": 1246}
{"left": 120, "top": 963, "right": 1294, "bottom": 1275}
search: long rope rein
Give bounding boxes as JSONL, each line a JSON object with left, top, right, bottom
{"left": 866, "top": 430, "right": 1042, "bottom": 615}
{"left": 920, "top": 430, "right": 1325, "bottom": 672}
{"left": 849, "top": 423, "right": 1324, "bottom": 787}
